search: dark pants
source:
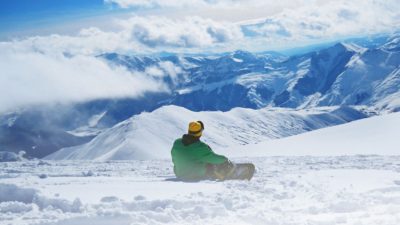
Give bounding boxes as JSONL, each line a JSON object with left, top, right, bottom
{"left": 205, "top": 161, "right": 235, "bottom": 180}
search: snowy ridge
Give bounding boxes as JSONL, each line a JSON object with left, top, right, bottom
{"left": 102, "top": 34, "right": 400, "bottom": 112}
{"left": 46, "top": 105, "right": 368, "bottom": 160}
{"left": 225, "top": 112, "right": 400, "bottom": 157}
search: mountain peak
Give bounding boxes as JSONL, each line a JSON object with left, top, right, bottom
{"left": 231, "top": 50, "right": 256, "bottom": 60}
{"left": 339, "top": 42, "right": 366, "bottom": 53}
{"left": 324, "top": 42, "right": 364, "bottom": 54}
{"left": 223, "top": 50, "right": 259, "bottom": 64}
{"left": 381, "top": 34, "right": 400, "bottom": 52}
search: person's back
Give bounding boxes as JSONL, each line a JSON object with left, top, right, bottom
{"left": 171, "top": 121, "right": 255, "bottom": 181}
{"left": 171, "top": 121, "right": 227, "bottom": 180}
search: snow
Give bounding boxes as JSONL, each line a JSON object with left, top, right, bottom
{"left": 232, "top": 57, "right": 243, "bottom": 63}
{"left": 0, "top": 183, "right": 82, "bottom": 214}
{"left": 225, "top": 112, "right": 400, "bottom": 157}
{"left": 66, "top": 111, "right": 107, "bottom": 137}
{"left": 319, "top": 44, "right": 400, "bottom": 107}
{"left": 0, "top": 151, "right": 25, "bottom": 162}
{"left": 1, "top": 156, "right": 400, "bottom": 225}
{"left": 1, "top": 112, "right": 398, "bottom": 224}
{"left": 341, "top": 42, "right": 367, "bottom": 54}
{"left": 45, "top": 105, "right": 368, "bottom": 161}
{"left": 373, "top": 66, "right": 400, "bottom": 111}
{"left": 88, "top": 111, "right": 107, "bottom": 128}
{"left": 156, "top": 37, "right": 394, "bottom": 110}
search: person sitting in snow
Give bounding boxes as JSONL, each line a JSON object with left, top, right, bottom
{"left": 171, "top": 121, "right": 255, "bottom": 181}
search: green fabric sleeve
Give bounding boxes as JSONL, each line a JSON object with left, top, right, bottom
{"left": 196, "top": 144, "right": 227, "bottom": 164}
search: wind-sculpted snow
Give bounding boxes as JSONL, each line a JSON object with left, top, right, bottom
{"left": 0, "top": 183, "right": 82, "bottom": 215}
{"left": 45, "top": 105, "right": 368, "bottom": 161}
{"left": 1, "top": 156, "right": 400, "bottom": 225}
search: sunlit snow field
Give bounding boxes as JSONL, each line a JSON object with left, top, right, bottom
{"left": 1, "top": 1, "right": 400, "bottom": 225}
{"left": 1, "top": 156, "right": 400, "bottom": 225}
{"left": 1, "top": 112, "right": 400, "bottom": 225}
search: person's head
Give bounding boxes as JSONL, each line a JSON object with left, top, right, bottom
{"left": 188, "top": 121, "right": 204, "bottom": 138}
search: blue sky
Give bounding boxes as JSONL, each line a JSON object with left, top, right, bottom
{"left": 0, "top": 0, "right": 123, "bottom": 39}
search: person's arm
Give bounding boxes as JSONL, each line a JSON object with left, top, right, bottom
{"left": 197, "top": 144, "right": 227, "bottom": 164}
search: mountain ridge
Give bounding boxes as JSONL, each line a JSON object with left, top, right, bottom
{"left": 2, "top": 34, "right": 399, "bottom": 158}
{"left": 45, "top": 105, "right": 370, "bottom": 160}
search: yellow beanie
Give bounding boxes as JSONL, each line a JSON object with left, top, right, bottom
{"left": 188, "top": 121, "right": 204, "bottom": 137}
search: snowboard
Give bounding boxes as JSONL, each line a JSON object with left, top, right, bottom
{"left": 215, "top": 163, "right": 255, "bottom": 181}
{"left": 167, "top": 163, "right": 256, "bottom": 182}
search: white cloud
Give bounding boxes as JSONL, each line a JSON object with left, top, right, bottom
{"left": 104, "top": 0, "right": 322, "bottom": 23}
{"left": 6, "top": 0, "right": 398, "bottom": 55}
{"left": 145, "top": 66, "right": 165, "bottom": 78}
{"left": 158, "top": 61, "right": 182, "bottom": 79}
{"left": 0, "top": 43, "right": 167, "bottom": 113}
{"left": 158, "top": 61, "right": 183, "bottom": 84}
{"left": 105, "top": 0, "right": 222, "bottom": 9}
{"left": 105, "top": 0, "right": 400, "bottom": 50}
{"left": 235, "top": 0, "right": 400, "bottom": 50}
{"left": 105, "top": 0, "right": 306, "bottom": 11}
{"left": 9, "top": 27, "right": 135, "bottom": 56}
{"left": 145, "top": 61, "right": 183, "bottom": 84}
{"left": 123, "top": 16, "right": 243, "bottom": 49}
{"left": 7, "top": 16, "right": 242, "bottom": 56}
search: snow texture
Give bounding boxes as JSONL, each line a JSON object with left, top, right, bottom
{"left": 1, "top": 156, "right": 400, "bottom": 225}
{"left": 1, "top": 113, "right": 400, "bottom": 224}
{"left": 226, "top": 111, "right": 400, "bottom": 157}
{"left": 45, "top": 105, "right": 368, "bottom": 160}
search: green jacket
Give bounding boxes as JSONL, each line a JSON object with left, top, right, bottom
{"left": 171, "top": 135, "right": 227, "bottom": 180}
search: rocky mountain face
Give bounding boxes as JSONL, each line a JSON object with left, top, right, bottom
{"left": 102, "top": 34, "right": 400, "bottom": 112}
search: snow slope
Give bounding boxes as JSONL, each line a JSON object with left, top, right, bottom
{"left": 226, "top": 112, "right": 400, "bottom": 157}
{"left": 1, "top": 156, "right": 400, "bottom": 225}
{"left": 45, "top": 105, "right": 368, "bottom": 160}
{"left": 2, "top": 105, "right": 400, "bottom": 225}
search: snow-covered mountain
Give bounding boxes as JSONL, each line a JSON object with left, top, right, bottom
{"left": 46, "top": 105, "right": 369, "bottom": 160}
{"left": 97, "top": 34, "right": 400, "bottom": 114}
{"left": 0, "top": 109, "right": 93, "bottom": 158}
{"left": 2, "top": 34, "right": 399, "bottom": 158}
{"left": 226, "top": 111, "right": 400, "bottom": 157}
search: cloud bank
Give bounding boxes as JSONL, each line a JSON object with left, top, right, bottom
{"left": 240, "top": 1, "right": 400, "bottom": 41}
{"left": 0, "top": 43, "right": 166, "bottom": 113}
{"left": 105, "top": 0, "right": 309, "bottom": 10}
{"left": 6, "top": 0, "right": 399, "bottom": 54}
{"left": 125, "top": 16, "right": 243, "bottom": 48}
{"left": 106, "top": 0, "right": 400, "bottom": 49}
{"left": 0, "top": 16, "right": 240, "bottom": 112}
